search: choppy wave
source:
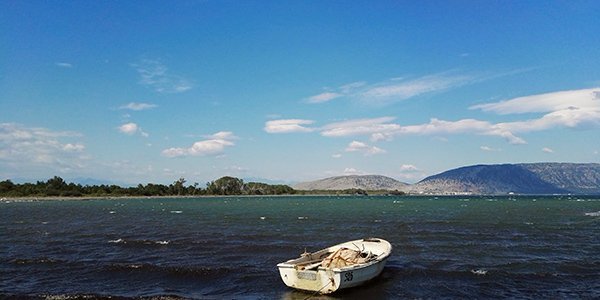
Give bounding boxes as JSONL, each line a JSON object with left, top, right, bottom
{"left": 3, "top": 195, "right": 599, "bottom": 298}
{"left": 105, "top": 263, "right": 231, "bottom": 278}
{"left": 108, "top": 238, "right": 171, "bottom": 246}
{"left": 10, "top": 257, "right": 66, "bottom": 265}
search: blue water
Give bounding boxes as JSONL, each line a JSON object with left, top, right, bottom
{"left": 1, "top": 196, "right": 599, "bottom": 299}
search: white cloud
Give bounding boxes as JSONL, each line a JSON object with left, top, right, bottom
{"left": 0, "top": 123, "right": 87, "bottom": 173}
{"left": 480, "top": 146, "right": 501, "bottom": 152}
{"left": 119, "top": 102, "right": 158, "bottom": 111}
{"left": 339, "top": 81, "right": 367, "bottom": 93}
{"left": 542, "top": 147, "right": 554, "bottom": 153}
{"left": 345, "top": 141, "right": 386, "bottom": 156}
{"left": 264, "top": 119, "right": 315, "bottom": 133}
{"left": 55, "top": 62, "right": 73, "bottom": 68}
{"left": 286, "top": 88, "right": 600, "bottom": 145}
{"left": 63, "top": 143, "right": 85, "bottom": 152}
{"left": 306, "top": 72, "right": 475, "bottom": 106}
{"left": 399, "top": 164, "right": 419, "bottom": 172}
{"left": 306, "top": 92, "right": 342, "bottom": 103}
{"left": 270, "top": 116, "right": 527, "bottom": 144}
{"left": 321, "top": 117, "right": 399, "bottom": 140}
{"left": 496, "top": 106, "right": 600, "bottom": 134}
{"left": 471, "top": 88, "right": 600, "bottom": 114}
{"left": 360, "top": 73, "right": 473, "bottom": 105}
{"left": 132, "top": 59, "right": 192, "bottom": 93}
{"left": 162, "top": 131, "right": 236, "bottom": 158}
{"left": 118, "top": 122, "right": 139, "bottom": 135}
{"left": 117, "top": 122, "right": 149, "bottom": 137}
{"left": 206, "top": 131, "right": 237, "bottom": 140}
{"left": 320, "top": 117, "right": 526, "bottom": 145}
{"left": 343, "top": 168, "right": 363, "bottom": 175}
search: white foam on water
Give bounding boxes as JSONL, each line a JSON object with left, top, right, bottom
{"left": 584, "top": 211, "right": 600, "bottom": 217}
{"left": 109, "top": 211, "right": 116, "bottom": 214}
{"left": 108, "top": 238, "right": 124, "bottom": 244}
{"left": 156, "top": 240, "right": 170, "bottom": 245}
{"left": 170, "top": 210, "right": 183, "bottom": 214}
{"left": 471, "top": 269, "right": 488, "bottom": 275}
{"left": 298, "top": 216, "right": 308, "bottom": 220}
{"left": 260, "top": 216, "right": 266, "bottom": 220}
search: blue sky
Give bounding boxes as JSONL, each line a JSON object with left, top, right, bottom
{"left": 1, "top": 1, "right": 600, "bottom": 185}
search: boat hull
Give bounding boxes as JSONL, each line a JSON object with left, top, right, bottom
{"left": 277, "top": 238, "right": 391, "bottom": 294}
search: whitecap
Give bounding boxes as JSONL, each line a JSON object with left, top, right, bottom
{"left": 471, "top": 269, "right": 487, "bottom": 275}
{"left": 109, "top": 238, "right": 124, "bottom": 243}
{"left": 109, "top": 211, "right": 116, "bottom": 214}
{"left": 156, "top": 240, "right": 170, "bottom": 245}
{"left": 170, "top": 210, "right": 183, "bottom": 214}
{"left": 584, "top": 211, "right": 600, "bottom": 217}
{"left": 298, "top": 216, "right": 308, "bottom": 220}
{"left": 260, "top": 216, "right": 266, "bottom": 220}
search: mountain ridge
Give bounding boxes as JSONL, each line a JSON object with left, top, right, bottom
{"left": 293, "top": 175, "right": 409, "bottom": 191}
{"left": 295, "top": 163, "right": 600, "bottom": 195}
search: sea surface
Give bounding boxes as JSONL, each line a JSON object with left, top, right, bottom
{"left": 1, "top": 195, "right": 599, "bottom": 299}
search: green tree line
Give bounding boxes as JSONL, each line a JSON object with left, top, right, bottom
{"left": 0, "top": 176, "right": 296, "bottom": 197}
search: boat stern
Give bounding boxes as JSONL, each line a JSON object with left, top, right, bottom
{"left": 277, "top": 263, "right": 339, "bottom": 294}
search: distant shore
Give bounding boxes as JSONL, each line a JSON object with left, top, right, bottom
{"left": 0, "top": 193, "right": 379, "bottom": 202}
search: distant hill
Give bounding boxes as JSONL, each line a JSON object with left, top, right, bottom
{"left": 412, "top": 163, "right": 600, "bottom": 195}
{"left": 294, "top": 175, "right": 409, "bottom": 191}
{"left": 520, "top": 163, "right": 600, "bottom": 194}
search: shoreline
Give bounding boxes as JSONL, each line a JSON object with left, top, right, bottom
{"left": 2, "top": 193, "right": 593, "bottom": 203}
{"left": 0, "top": 193, "right": 376, "bottom": 202}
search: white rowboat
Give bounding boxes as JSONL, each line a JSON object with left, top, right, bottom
{"left": 277, "top": 238, "right": 392, "bottom": 294}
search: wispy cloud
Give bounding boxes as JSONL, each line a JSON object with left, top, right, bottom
{"left": 306, "top": 92, "right": 343, "bottom": 103}
{"left": 271, "top": 87, "right": 600, "bottom": 145}
{"left": 264, "top": 119, "right": 315, "bottom": 133}
{"left": 471, "top": 88, "right": 600, "bottom": 114}
{"left": 0, "top": 123, "right": 87, "bottom": 173}
{"left": 397, "top": 164, "right": 425, "bottom": 182}
{"left": 267, "top": 116, "right": 525, "bottom": 144}
{"left": 55, "top": 62, "right": 73, "bottom": 68}
{"left": 132, "top": 59, "right": 193, "bottom": 93}
{"left": 359, "top": 73, "right": 473, "bottom": 105}
{"left": 162, "top": 131, "right": 237, "bottom": 158}
{"left": 542, "top": 147, "right": 554, "bottom": 153}
{"left": 480, "top": 146, "right": 501, "bottom": 152}
{"left": 119, "top": 102, "right": 158, "bottom": 111}
{"left": 345, "top": 141, "right": 386, "bottom": 156}
{"left": 475, "top": 88, "right": 600, "bottom": 136}
{"left": 306, "top": 72, "right": 475, "bottom": 106}
{"left": 307, "top": 69, "right": 535, "bottom": 106}
{"left": 399, "top": 164, "right": 419, "bottom": 172}
{"left": 321, "top": 117, "right": 399, "bottom": 140}
{"left": 343, "top": 167, "right": 364, "bottom": 175}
